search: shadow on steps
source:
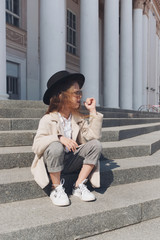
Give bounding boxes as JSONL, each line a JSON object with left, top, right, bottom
{"left": 43, "top": 154, "right": 119, "bottom": 197}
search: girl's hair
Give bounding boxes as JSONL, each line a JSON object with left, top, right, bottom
{"left": 46, "top": 80, "right": 82, "bottom": 115}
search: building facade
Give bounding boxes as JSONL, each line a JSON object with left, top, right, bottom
{"left": 0, "top": 0, "right": 160, "bottom": 110}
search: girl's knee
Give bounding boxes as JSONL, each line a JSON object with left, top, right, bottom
{"left": 46, "top": 141, "right": 64, "bottom": 157}
{"left": 43, "top": 142, "right": 64, "bottom": 173}
{"left": 90, "top": 139, "right": 102, "bottom": 153}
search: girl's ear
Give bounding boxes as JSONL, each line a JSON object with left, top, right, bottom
{"left": 58, "top": 92, "right": 62, "bottom": 100}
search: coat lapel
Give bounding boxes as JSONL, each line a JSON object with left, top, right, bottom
{"left": 71, "top": 115, "right": 83, "bottom": 141}
{"left": 49, "top": 112, "right": 64, "bottom": 136}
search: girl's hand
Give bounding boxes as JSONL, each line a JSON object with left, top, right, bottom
{"left": 84, "top": 98, "right": 97, "bottom": 114}
{"left": 59, "top": 136, "right": 78, "bottom": 152}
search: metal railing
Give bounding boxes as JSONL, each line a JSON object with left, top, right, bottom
{"left": 138, "top": 105, "right": 160, "bottom": 113}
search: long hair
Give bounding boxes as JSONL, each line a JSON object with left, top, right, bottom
{"left": 46, "top": 80, "right": 83, "bottom": 115}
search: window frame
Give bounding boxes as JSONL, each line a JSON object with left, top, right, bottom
{"left": 6, "top": 61, "right": 20, "bottom": 99}
{"left": 67, "top": 9, "right": 77, "bottom": 55}
{"left": 6, "top": 0, "right": 20, "bottom": 27}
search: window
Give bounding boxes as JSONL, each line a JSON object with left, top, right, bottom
{"left": 67, "top": 10, "right": 77, "bottom": 55}
{"left": 6, "top": 0, "right": 20, "bottom": 27}
{"left": 6, "top": 61, "right": 19, "bottom": 99}
{"left": 7, "top": 76, "right": 18, "bottom": 95}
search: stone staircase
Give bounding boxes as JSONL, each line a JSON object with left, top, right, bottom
{"left": 1, "top": 100, "right": 160, "bottom": 239}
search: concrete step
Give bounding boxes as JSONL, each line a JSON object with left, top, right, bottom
{"left": 1, "top": 178, "right": 160, "bottom": 239}
{"left": 102, "top": 130, "right": 160, "bottom": 159}
{"left": 0, "top": 146, "right": 33, "bottom": 169}
{"left": 1, "top": 150, "right": 160, "bottom": 203}
{"left": 100, "top": 149, "right": 160, "bottom": 187}
{"left": 1, "top": 129, "right": 160, "bottom": 168}
{"left": 0, "top": 118, "right": 40, "bottom": 131}
{"left": 97, "top": 106, "right": 160, "bottom": 114}
{"left": 1, "top": 122, "right": 160, "bottom": 147}
{"left": 0, "top": 130, "right": 36, "bottom": 147}
{"left": 1, "top": 107, "right": 160, "bottom": 119}
{"left": 1, "top": 100, "right": 160, "bottom": 115}
{"left": 1, "top": 117, "right": 160, "bottom": 131}
{"left": 102, "top": 111, "right": 160, "bottom": 118}
{"left": 0, "top": 167, "right": 46, "bottom": 204}
{"left": 0, "top": 99, "right": 153, "bottom": 112}
{"left": 0, "top": 100, "right": 46, "bottom": 109}
{"left": 0, "top": 108, "right": 46, "bottom": 118}
{"left": 102, "top": 122, "right": 160, "bottom": 141}
{"left": 102, "top": 117, "right": 160, "bottom": 127}
{"left": 82, "top": 217, "right": 160, "bottom": 240}
{"left": 0, "top": 100, "right": 138, "bottom": 111}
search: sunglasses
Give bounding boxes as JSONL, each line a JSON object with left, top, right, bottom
{"left": 71, "top": 90, "right": 82, "bottom": 96}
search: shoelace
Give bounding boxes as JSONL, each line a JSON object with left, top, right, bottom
{"left": 54, "top": 179, "right": 66, "bottom": 198}
{"left": 78, "top": 179, "right": 90, "bottom": 194}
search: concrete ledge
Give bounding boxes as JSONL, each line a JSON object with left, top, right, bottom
{"left": 1, "top": 100, "right": 160, "bottom": 117}
{"left": 1, "top": 124, "right": 160, "bottom": 147}
{"left": 102, "top": 111, "right": 160, "bottom": 118}
{"left": 80, "top": 216, "right": 160, "bottom": 240}
{"left": 1, "top": 179, "right": 160, "bottom": 239}
{"left": 0, "top": 146, "right": 33, "bottom": 169}
{"left": 102, "top": 118, "right": 160, "bottom": 127}
{"left": 102, "top": 130, "right": 160, "bottom": 158}
{"left": 0, "top": 118, "right": 39, "bottom": 131}
{"left": 1, "top": 118, "right": 160, "bottom": 132}
{"left": 0, "top": 205, "right": 142, "bottom": 240}
{"left": 100, "top": 151, "right": 160, "bottom": 187}
{"left": 102, "top": 144, "right": 150, "bottom": 159}
{"left": 1, "top": 108, "right": 160, "bottom": 120}
{"left": 101, "top": 123, "right": 160, "bottom": 141}
{"left": 0, "top": 109, "right": 45, "bottom": 118}
{"left": 0, "top": 100, "right": 46, "bottom": 109}
{"left": 1, "top": 126, "right": 160, "bottom": 150}
{"left": 1, "top": 129, "right": 160, "bottom": 169}
{"left": 0, "top": 130, "right": 36, "bottom": 147}
{"left": 1, "top": 152, "right": 160, "bottom": 203}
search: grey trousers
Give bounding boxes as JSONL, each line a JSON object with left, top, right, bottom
{"left": 43, "top": 139, "right": 102, "bottom": 174}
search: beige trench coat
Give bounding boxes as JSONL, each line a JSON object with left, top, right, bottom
{"left": 31, "top": 111, "right": 103, "bottom": 189}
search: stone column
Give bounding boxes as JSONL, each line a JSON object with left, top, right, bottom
{"left": 156, "top": 22, "right": 160, "bottom": 105}
{"left": 103, "top": 0, "right": 119, "bottom": 108}
{"left": 142, "top": 1, "right": 149, "bottom": 106}
{"left": 159, "top": 38, "right": 160, "bottom": 105}
{"left": 27, "top": 0, "right": 39, "bottom": 100}
{"left": 120, "top": 0, "right": 133, "bottom": 110}
{"left": 40, "top": 0, "right": 66, "bottom": 98}
{"left": 155, "top": 34, "right": 159, "bottom": 105}
{"left": 80, "top": 0, "right": 99, "bottom": 105}
{"left": 133, "top": 0, "right": 145, "bottom": 110}
{"left": 0, "top": 0, "right": 8, "bottom": 99}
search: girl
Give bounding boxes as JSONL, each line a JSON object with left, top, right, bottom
{"left": 31, "top": 70, "right": 103, "bottom": 206}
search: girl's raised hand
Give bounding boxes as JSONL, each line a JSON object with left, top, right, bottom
{"left": 84, "top": 98, "right": 97, "bottom": 114}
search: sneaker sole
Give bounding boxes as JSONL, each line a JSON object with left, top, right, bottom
{"left": 72, "top": 192, "right": 96, "bottom": 202}
{"left": 50, "top": 198, "right": 70, "bottom": 207}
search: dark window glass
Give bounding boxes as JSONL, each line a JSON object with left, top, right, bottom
{"left": 13, "top": 16, "right": 19, "bottom": 27}
{"left": 73, "top": 31, "right": 76, "bottom": 45}
{"left": 6, "top": 0, "right": 12, "bottom": 11}
{"left": 7, "top": 76, "right": 18, "bottom": 95}
{"left": 6, "top": 12, "right": 12, "bottom": 24}
{"left": 67, "top": 10, "right": 77, "bottom": 55}
{"left": 13, "top": 0, "right": 19, "bottom": 15}
{"left": 6, "top": 0, "right": 20, "bottom": 27}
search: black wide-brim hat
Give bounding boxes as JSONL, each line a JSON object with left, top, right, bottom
{"left": 43, "top": 70, "right": 85, "bottom": 105}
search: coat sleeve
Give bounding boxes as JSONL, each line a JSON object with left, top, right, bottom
{"left": 32, "top": 115, "right": 60, "bottom": 157}
{"left": 80, "top": 112, "right": 103, "bottom": 141}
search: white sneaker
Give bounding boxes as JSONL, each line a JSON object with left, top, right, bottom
{"left": 50, "top": 179, "right": 70, "bottom": 206}
{"left": 72, "top": 179, "right": 96, "bottom": 202}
